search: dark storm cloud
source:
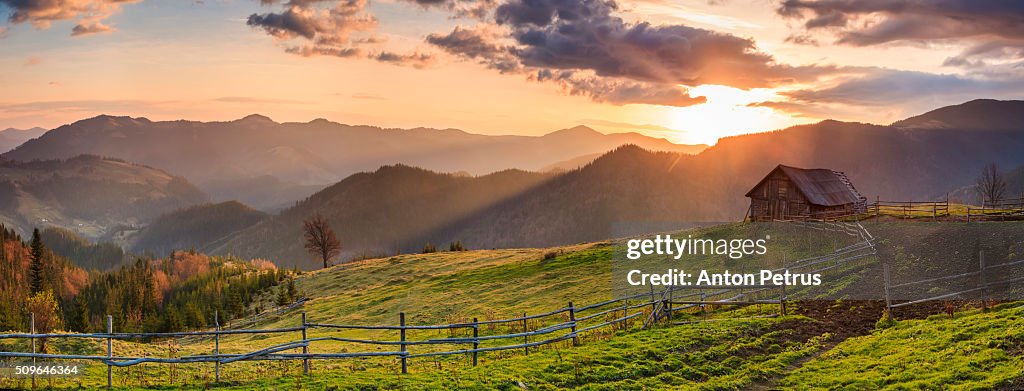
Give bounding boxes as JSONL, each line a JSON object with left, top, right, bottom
{"left": 489, "top": 0, "right": 833, "bottom": 88}
{"left": 777, "top": 0, "right": 1024, "bottom": 66}
{"left": 424, "top": 0, "right": 839, "bottom": 107}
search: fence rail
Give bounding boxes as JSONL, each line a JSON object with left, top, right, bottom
{"left": 883, "top": 250, "right": 1024, "bottom": 319}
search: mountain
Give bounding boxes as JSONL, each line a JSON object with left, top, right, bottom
{"left": 0, "top": 155, "right": 209, "bottom": 240}
{"left": 199, "top": 175, "right": 325, "bottom": 212}
{"left": 892, "top": 99, "right": 1024, "bottom": 130}
{"left": 539, "top": 152, "right": 603, "bottom": 172}
{"left": 2, "top": 116, "right": 706, "bottom": 209}
{"left": 210, "top": 100, "right": 1024, "bottom": 267}
{"left": 126, "top": 201, "right": 269, "bottom": 255}
{"left": 0, "top": 127, "right": 47, "bottom": 153}
{"left": 213, "top": 166, "right": 557, "bottom": 268}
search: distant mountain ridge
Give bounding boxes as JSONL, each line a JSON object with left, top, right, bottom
{"left": 2, "top": 116, "right": 707, "bottom": 209}
{"left": 0, "top": 127, "right": 47, "bottom": 153}
{"left": 0, "top": 155, "right": 208, "bottom": 239}
{"left": 892, "top": 99, "right": 1024, "bottom": 130}
{"left": 208, "top": 99, "right": 1024, "bottom": 267}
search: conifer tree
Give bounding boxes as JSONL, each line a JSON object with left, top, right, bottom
{"left": 29, "top": 228, "right": 45, "bottom": 295}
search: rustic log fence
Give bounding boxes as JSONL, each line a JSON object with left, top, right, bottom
{"left": 868, "top": 196, "right": 950, "bottom": 221}
{"left": 0, "top": 221, "right": 879, "bottom": 388}
{"left": 966, "top": 195, "right": 1024, "bottom": 222}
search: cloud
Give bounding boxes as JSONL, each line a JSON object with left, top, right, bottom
{"left": 398, "top": 0, "right": 498, "bottom": 19}
{"left": 424, "top": 0, "right": 837, "bottom": 107}
{"left": 535, "top": 69, "right": 706, "bottom": 107}
{"left": 248, "top": 0, "right": 437, "bottom": 67}
{"left": 0, "top": 26, "right": 7, "bottom": 38}
{"left": 247, "top": 0, "right": 377, "bottom": 48}
{"left": 0, "top": 0, "right": 141, "bottom": 36}
{"left": 371, "top": 51, "right": 436, "bottom": 68}
{"left": 490, "top": 0, "right": 832, "bottom": 89}
{"left": 777, "top": 0, "right": 1024, "bottom": 66}
{"left": 753, "top": 68, "right": 1024, "bottom": 119}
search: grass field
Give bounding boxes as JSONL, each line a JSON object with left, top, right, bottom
{"left": 3, "top": 222, "right": 1022, "bottom": 390}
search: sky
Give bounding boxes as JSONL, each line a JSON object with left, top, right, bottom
{"left": 0, "top": 0, "right": 1022, "bottom": 145}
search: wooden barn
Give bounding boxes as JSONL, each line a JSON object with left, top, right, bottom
{"left": 746, "top": 165, "right": 867, "bottom": 221}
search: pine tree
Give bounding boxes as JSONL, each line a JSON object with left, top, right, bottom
{"left": 276, "top": 284, "right": 290, "bottom": 306}
{"left": 29, "top": 228, "right": 45, "bottom": 295}
{"left": 286, "top": 278, "right": 298, "bottom": 302}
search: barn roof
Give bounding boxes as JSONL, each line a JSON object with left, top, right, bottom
{"left": 745, "top": 165, "right": 865, "bottom": 207}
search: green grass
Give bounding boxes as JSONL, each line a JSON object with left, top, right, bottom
{"left": 782, "top": 304, "right": 1024, "bottom": 390}
{"left": 7, "top": 222, "right": 1022, "bottom": 390}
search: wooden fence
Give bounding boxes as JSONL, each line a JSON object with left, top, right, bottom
{"left": 0, "top": 221, "right": 879, "bottom": 389}
{"left": 966, "top": 195, "right": 1024, "bottom": 222}
{"left": 867, "top": 197, "right": 950, "bottom": 221}
{"left": 883, "top": 250, "right": 1024, "bottom": 320}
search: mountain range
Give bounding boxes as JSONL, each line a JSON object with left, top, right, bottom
{"left": 2, "top": 116, "right": 706, "bottom": 210}
{"left": 3, "top": 99, "right": 1024, "bottom": 269}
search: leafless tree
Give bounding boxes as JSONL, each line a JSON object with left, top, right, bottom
{"left": 976, "top": 163, "right": 1007, "bottom": 206}
{"left": 303, "top": 213, "right": 341, "bottom": 269}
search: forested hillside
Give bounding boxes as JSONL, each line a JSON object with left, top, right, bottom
{"left": 127, "top": 201, "right": 269, "bottom": 256}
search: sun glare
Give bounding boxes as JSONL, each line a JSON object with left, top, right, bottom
{"left": 667, "top": 85, "right": 807, "bottom": 145}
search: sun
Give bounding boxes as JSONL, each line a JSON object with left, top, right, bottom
{"left": 667, "top": 85, "right": 809, "bottom": 145}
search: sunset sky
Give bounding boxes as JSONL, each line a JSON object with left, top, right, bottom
{"left": 1, "top": 0, "right": 1022, "bottom": 144}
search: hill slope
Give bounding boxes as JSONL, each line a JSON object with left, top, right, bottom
{"left": 2, "top": 116, "right": 705, "bottom": 208}
{"left": 126, "top": 201, "right": 269, "bottom": 255}
{"left": 893, "top": 98, "right": 1024, "bottom": 130}
{"left": 0, "top": 155, "right": 208, "bottom": 239}
{"left": 213, "top": 166, "right": 556, "bottom": 267}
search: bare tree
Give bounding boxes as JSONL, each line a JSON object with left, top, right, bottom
{"left": 303, "top": 214, "right": 341, "bottom": 269}
{"left": 976, "top": 163, "right": 1007, "bottom": 206}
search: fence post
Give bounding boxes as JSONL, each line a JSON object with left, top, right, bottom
{"left": 620, "top": 300, "right": 628, "bottom": 329}
{"left": 875, "top": 196, "right": 880, "bottom": 221}
{"left": 883, "top": 263, "right": 893, "bottom": 321}
{"left": 568, "top": 302, "right": 578, "bottom": 346}
{"left": 780, "top": 275, "right": 787, "bottom": 317}
{"left": 301, "top": 312, "right": 309, "bottom": 375}
{"left": 399, "top": 312, "right": 407, "bottom": 374}
{"left": 666, "top": 287, "right": 673, "bottom": 323}
{"left": 214, "top": 311, "right": 220, "bottom": 383}
{"left": 649, "top": 285, "right": 656, "bottom": 321}
{"left": 30, "top": 312, "right": 35, "bottom": 390}
{"left": 522, "top": 312, "right": 528, "bottom": 355}
{"left": 106, "top": 314, "right": 112, "bottom": 389}
{"left": 979, "top": 250, "right": 988, "bottom": 311}
{"left": 471, "top": 317, "right": 479, "bottom": 366}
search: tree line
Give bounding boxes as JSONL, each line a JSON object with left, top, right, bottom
{"left": 0, "top": 224, "right": 295, "bottom": 346}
